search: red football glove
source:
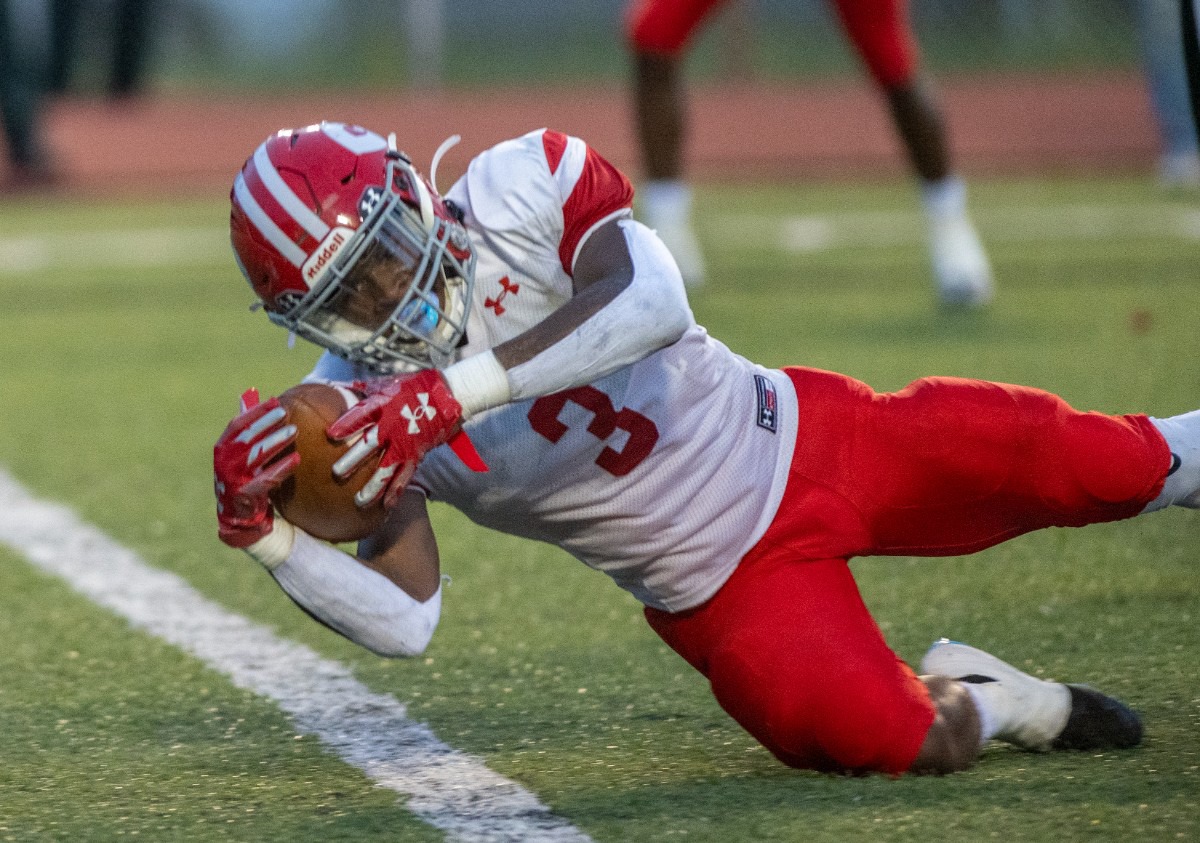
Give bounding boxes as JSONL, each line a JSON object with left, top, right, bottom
{"left": 213, "top": 388, "right": 300, "bottom": 549}
{"left": 328, "top": 369, "right": 486, "bottom": 509}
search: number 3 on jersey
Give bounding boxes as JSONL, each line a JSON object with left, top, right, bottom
{"left": 527, "top": 386, "right": 659, "bottom": 476}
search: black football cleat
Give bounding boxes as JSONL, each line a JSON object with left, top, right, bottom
{"left": 1052, "top": 684, "right": 1143, "bottom": 750}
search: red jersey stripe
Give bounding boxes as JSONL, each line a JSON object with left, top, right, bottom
{"left": 542, "top": 130, "right": 568, "bottom": 174}
{"left": 557, "top": 145, "right": 634, "bottom": 275}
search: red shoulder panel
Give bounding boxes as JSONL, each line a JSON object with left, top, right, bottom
{"left": 557, "top": 144, "right": 633, "bottom": 275}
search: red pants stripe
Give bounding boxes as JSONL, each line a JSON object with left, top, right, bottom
{"left": 646, "top": 367, "right": 1170, "bottom": 773}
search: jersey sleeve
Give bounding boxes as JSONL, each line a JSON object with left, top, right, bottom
{"left": 539, "top": 129, "right": 635, "bottom": 274}
{"left": 460, "top": 129, "right": 633, "bottom": 277}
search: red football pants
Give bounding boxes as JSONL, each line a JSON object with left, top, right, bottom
{"left": 645, "top": 367, "right": 1170, "bottom": 774}
{"left": 625, "top": 0, "right": 918, "bottom": 87}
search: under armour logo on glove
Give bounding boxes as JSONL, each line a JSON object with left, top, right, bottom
{"left": 400, "top": 393, "right": 437, "bottom": 433}
{"left": 329, "top": 369, "right": 486, "bottom": 509}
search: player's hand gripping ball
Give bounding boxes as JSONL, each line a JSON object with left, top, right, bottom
{"left": 327, "top": 369, "right": 486, "bottom": 509}
{"left": 268, "top": 382, "right": 388, "bottom": 543}
{"left": 213, "top": 389, "right": 299, "bottom": 549}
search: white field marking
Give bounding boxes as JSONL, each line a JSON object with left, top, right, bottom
{"left": 0, "top": 470, "right": 591, "bottom": 843}
{"left": 0, "top": 227, "right": 229, "bottom": 275}
{"left": 2, "top": 201, "right": 1191, "bottom": 275}
{"left": 713, "top": 203, "right": 1200, "bottom": 253}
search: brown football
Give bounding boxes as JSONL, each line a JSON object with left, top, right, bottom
{"left": 268, "top": 382, "right": 386, "bottom": 544}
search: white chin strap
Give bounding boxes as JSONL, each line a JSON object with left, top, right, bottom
{"left": 388, "top": 131, "right": 437, "bottom": 232}
{"left": 429, "top": 134, "right": 461, "bottom": 195}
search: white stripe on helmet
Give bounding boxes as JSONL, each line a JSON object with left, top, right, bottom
{"left": 234, "top": 172, "right": 307, "bottom": 269}
{"left": 322, "top": 122, "right": 389, "bottom": 155}
{"left": 252, "top": 143, "right": 331, "bottom": 242}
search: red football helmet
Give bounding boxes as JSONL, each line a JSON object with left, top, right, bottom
{"left": 230, "top": 122, "right": 475, "bottom": 372}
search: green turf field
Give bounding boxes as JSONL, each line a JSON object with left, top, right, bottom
{"left": 0, "top": 176, "right": 1196, "bottom": 841}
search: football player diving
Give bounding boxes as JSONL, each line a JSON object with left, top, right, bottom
{"left": 215, "top": 122, "right": 1197, "bottom": 776}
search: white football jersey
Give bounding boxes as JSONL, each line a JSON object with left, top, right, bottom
{"left": 308, "top": 129, "right": 798, "bottom": 612}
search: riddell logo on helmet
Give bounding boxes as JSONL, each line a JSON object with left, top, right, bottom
{"left": 301, "top": 227, "right": 354, "bottom": 286}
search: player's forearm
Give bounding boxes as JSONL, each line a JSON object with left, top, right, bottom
{"left": 444, "top": 220, "right": 693, "bottom": 415}
{"left": 247, "top": 521, "right": 441, "bottom": 657}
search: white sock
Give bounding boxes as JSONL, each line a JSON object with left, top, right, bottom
{"left": 920, "top": 175, "right": 968, "bottom": 220}
{"left": 961, "top": 682, "right": 998, "bottom": 747}
{"left": 1145, "top": 411, "right": 1200, "bottom": 511}
{"left": 963, "top": 677, "right": 1070, "bottom": 750}
{"left": 639, "top": 179, "right": 693, "bottom": 227}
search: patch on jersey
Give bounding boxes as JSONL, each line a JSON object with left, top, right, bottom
{"left": 754, "top": 374, "right": 778, "bottom": 433}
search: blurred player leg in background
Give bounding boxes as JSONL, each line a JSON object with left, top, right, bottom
{"left": 832, "top": 0, "right": 992, "bottom": 308}
{"left": 0, "top": 0, "right": 55, "bottom": 191}
{"left": 1133, "top": 0, "right": 1200, "bottom": 188}
{"left": 627, "top": 0, "right": 722, "bottom": 288}
{"left": 625, "top": 0, "right": 994, "bottom": 308}
{"left": 49, "top": 0, "right": 155, "bottom": 101}
{"left": 1184, "top": 0, "right": 1200, "bottom": 138}
{"left": 48, "top": 0, "right": 83, "bottom": 95}
{"left": 109, "top": 0, "right": 153, "bottom": 99}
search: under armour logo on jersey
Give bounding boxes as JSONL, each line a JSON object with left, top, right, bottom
{"left": 400, "top": 392, "right": 437, "bottom": 433}
{"left": 484, "top": 276, "right": 520, "bottom": 315}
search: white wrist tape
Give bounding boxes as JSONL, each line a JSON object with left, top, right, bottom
{"left": 244, "top": 518, "right": 297, "bottom": 571}
{"left": 443, "top": 350, "right": 511, "bottom": 418}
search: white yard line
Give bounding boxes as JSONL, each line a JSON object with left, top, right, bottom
{"left": 0, "top": 228, "right": 230, "bottom": 274}
{"left": 713, "top": 203, "right": 1200, "bottom": 253}
{"left": 0, "top": 470, "right": 591, "bottom": 843}
{"left": 0, "top": 202, "right": 1194, "bottom": 276}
